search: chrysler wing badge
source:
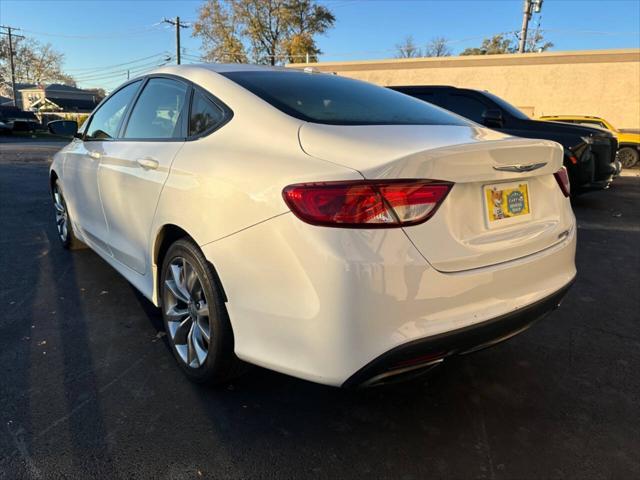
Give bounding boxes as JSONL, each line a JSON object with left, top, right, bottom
{"left": 493, "top": 162, "right": 547, "bottom": 173}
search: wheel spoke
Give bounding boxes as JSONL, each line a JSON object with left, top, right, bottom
{"left": 169, "top": 314, "right": 192, "bottom": 343}
{"left": 192, "top": 324, "right": 208, "bottom": 365}
{"left": 196, "top": 319, "right": 210, "bottom": 343}
{"left": 175, "top": 344, "right": 188, "bottom": 365}
{"left": 169, "top": 262, "right": 191, "bottom": 302}
{"left": 170, "top": 262, "right": 183, "bottom": 288}
{"left": 186, "top": 323, "right": 196, "bottom": 367}
{"left": 184, "top": 261, "right": 198, "bottom": 293}
{"left": 166, "top": 305, "right": 189, "bottom": 323}
{"left": 164, "top": 279, "right": 189, "bottom": 304}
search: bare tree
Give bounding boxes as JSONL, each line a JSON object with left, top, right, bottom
{"left": 424, "top": 37, "right": 451, "bottom": 57}
{"left": 395, "top": 35, "right": 422, "bottom": 58}
{"left": 523, "top": 21, "right": 553, "bottom": 53}
{"left": 0, "top": 36, "right": 75, "bottom": 87}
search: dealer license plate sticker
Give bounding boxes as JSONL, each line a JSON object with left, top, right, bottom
{"left": 484, "top": 181, "right": 531, "bottom": 227}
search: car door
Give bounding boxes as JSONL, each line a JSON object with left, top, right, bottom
{"left": 97, "top": 76, "right": 189, "bottom": 274}
{"left": 64, "top": 80, "right": 142, "bottom": 254}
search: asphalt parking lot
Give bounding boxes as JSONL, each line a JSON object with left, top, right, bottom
{"left": 1, "top": 140, "right": 639, "bottom": 479}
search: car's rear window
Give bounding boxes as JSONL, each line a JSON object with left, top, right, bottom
{"left": 221, "top": 70, "right": 469, "bottom": 126}
{"left": 481, "top": 91, "right": 529, "bottom": 120}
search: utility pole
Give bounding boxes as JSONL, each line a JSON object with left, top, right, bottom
{"left": 518, "top": 0, "right": 543, "bottom": 53}
{"left": 162, "top": 17, "right": 189, "bottom": 65}
{"left": 0, "top": 25, "right": 25, "bottom": 107}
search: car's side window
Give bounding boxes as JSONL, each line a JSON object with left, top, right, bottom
{"left": 584, "top": 121, "right": 607, "bottom": 129}
{"left": 189, "top": 90, "right": 225, "bottom": 137}
{"left": 124, "top": 78, "right": 189, "bottom": 140}
{"left": 445, "top": 94, "right": 489, "bottom": 123}
{"left": 85, "top": 81, "right": 141, "bottom": 140}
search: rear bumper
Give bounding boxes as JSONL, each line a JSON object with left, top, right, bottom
{"left": 343, "top": 278, "right": 574, "bottom": 388}
{"left": 613, "top": 160, "right": 622, "bottom": 177}
{"left": 203, "top": 212, "right": 577, "bottom": 387}
{"left": 591, "top": 139, "right": 617, "bottom": 186}
{"left": 569, "top": 141, "right": 616, "bottom": 192}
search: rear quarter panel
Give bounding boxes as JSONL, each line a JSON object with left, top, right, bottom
{"left": 150, "top": 118, "right": 362, "bottom": 250}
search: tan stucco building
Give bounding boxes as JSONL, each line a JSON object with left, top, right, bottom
{"left": 292, "top": 49, "right": 640, "bottom": 130}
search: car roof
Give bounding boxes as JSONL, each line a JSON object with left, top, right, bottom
{"left": 390, "top": 85, "right": 492, "bottom": 95}
{"left": 154, "top": 63, "right": 292, "bottom": 74}
{"left": 539, "top": 115, "right": 605, "bottom": 120}
{"left": 390, "top": 85, "right": 456, "bottom": 90}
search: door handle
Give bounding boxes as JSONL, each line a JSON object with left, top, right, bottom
{"left": 136, "top": 157, "right": 159, "bottom": 170}
{"left": 88, "top": 150, "right": 101, "bottom": 160}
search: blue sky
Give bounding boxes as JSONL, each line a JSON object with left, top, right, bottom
{"left": 1, "top": 0, "right": 639, "bottom": 91}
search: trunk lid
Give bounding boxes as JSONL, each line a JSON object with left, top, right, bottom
{"left": 299, "top": 124, "right": 572, "bottom": 272}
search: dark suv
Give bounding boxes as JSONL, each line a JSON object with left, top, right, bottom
{"left": 390, "top": 86, "right": 618, "bottom": 194}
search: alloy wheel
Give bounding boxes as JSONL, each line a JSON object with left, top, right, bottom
{"left": 53, "top": 185, "right": 69, "bottom": 243}
{"left": 163, "top": 257, "right": 211, "bottom": 369}
{"left": 617, "top": 147, "right": 638, "bottom": 169}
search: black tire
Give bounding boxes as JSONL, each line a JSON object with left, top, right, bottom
{"left": 52, "top": 180, "right": 85, "bottom": 250}
{"left": 160, "top": 238, "right": 244, "bottom": 384}
{"left": 618, "top": 147, "right": 639, "bottom": 169}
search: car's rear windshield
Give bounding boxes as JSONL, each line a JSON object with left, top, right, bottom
{"left": 221, "top": 70, "right": 469, "bottom": 126}
{"left": 481, "top": 91, "right": 529, "bottom": 120}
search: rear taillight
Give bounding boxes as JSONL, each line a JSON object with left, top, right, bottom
{"left": 282, "top": 180, "right": 452, "bottom": 228}
{"left": 554, "top": 167, "right": 570, "bottom": 197}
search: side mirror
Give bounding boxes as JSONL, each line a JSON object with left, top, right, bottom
{"left": 482, "top": 109, "right": 504, "bottom": 128}
{"left": 48, "top": 120, "right": 78, "bottom": 138}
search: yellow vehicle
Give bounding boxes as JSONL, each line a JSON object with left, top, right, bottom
{"left": 539, "top": 115, "right": 640, "bottom": 168}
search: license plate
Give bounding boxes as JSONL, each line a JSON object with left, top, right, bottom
{"left": 484, "top": 181, "right": 531, "bottom": 226}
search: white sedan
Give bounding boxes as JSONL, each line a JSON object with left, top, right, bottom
{"left": 49, "top": 65, "right": 576, "bottom": 387}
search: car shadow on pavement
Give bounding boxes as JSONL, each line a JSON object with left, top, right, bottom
{"left": 5, "top": 165, "right": 638, "bottom": 478}
{"left": 1, "top": 183, "right": 117, "bottom": 478}
{"left": 37, "top": 228, "right": 119, "bottom": 478}
{"left": 128, "top": 284, "right": 500, "bottom": 477}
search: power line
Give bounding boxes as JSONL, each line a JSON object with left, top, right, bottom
{"left": 63, "top": 53, "right": 170, "bottom": 72}
{"left": 11, "top": 58, "right": 173, "bottom": 94}
{"left": 13, "top": 59, "right": 172, "bottom": 88}
{"left": 70, "top": 57, "right": 172, "bottom": 82}
{"left": 541, "top": 28, "right": 640, "bottom": 37}
{"left": 19, "top": 23, "right": 165, "bottom": 40}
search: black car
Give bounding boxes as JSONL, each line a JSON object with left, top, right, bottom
{"left": 0, "top": 106, "right": 42, "bottom": 134}
{"left": 390, "top": 86, "right": 618, "bottom": 194}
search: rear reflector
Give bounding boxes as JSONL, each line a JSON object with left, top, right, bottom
{"left": 554, "top": 167, "right": 570, "bottom": 197}
{"left": 283, "top": 180, "right": 452, "bottom": 228}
